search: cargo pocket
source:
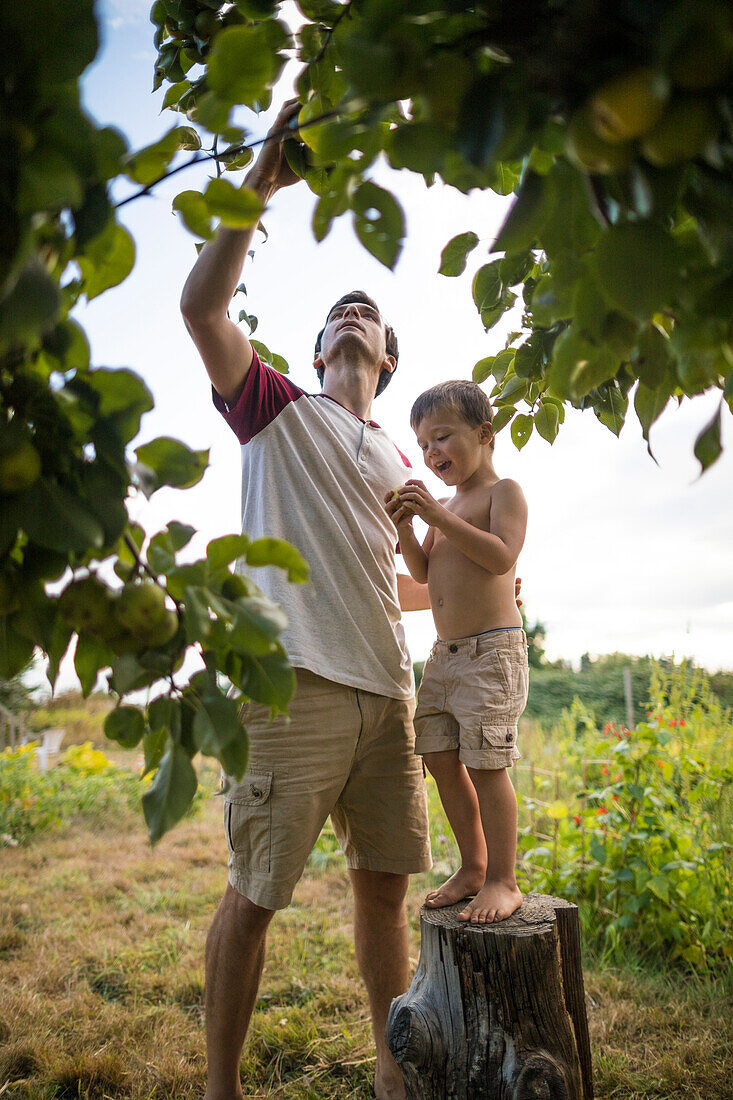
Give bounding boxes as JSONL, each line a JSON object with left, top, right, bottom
{"left": 480, "top": 718, "right": 518, "bottom": 753}
{"left": 224, "top": 771, "right": 273, "bottom": 873}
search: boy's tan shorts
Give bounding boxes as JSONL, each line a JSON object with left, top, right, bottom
{"left": 222, "top": 668, "right": 432, "bottom": 910}
{"left": 414, "top": 629, "right": 529, "bottom": 770}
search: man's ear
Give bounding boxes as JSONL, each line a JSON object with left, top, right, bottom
{"left": 381, "top": 354, "right": 397, "bottom": 375}
{"left": 313, "top": 351, "right": 324, "bottom": 374}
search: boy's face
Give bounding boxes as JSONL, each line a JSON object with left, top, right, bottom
{"left": 414, "top": 409, "right": 493, "bottom": 486}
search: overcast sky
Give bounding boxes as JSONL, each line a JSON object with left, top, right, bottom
{"left": 64, "top": 0, "right": 733, "bottom": 681}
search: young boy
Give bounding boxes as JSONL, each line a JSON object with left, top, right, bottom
{"left": 385, "top": 380, "right": 529, "bottom": 924}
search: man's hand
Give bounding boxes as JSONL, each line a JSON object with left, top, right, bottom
{"left": 245, "top": 98, "right": 302, "bottom": 198}
{"left": 384, "top": 487, "right": 414, "bottom": 531}
{"left": 392, "top": 480, "right": 447, "bottom": 528}
{"left": 515, "top": 576, "right": 522, "bottom": 609}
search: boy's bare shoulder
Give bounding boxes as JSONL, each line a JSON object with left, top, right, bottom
{"left": 491, "top": 477, "right": 526, "bottom": 500}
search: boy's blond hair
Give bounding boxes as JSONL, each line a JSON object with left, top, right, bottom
{"left": 410, "top": 380, "right": 494, "bottom": 448}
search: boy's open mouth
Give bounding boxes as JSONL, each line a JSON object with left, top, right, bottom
{"left": 435, "top": 460, "right": 451, "bottom": 475}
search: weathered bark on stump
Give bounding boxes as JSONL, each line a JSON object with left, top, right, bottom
{"left": 387, "top": 893, "right": 593, "bottom": 1100}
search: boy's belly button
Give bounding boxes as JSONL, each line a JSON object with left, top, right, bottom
{"left": 437, "top": 598, "right": 443, "bottom": 606}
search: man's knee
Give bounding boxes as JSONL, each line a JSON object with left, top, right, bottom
{"left": 350, "top": 869, "right": 409, "bottom": 914}
{"left": 218, "top": 882, "right": 276, "bottom": 933}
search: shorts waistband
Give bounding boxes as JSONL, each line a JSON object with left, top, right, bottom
{"left": 432, "top": 628, "right": 527, "bottom": 657}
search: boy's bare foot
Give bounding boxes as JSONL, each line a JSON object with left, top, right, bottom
{"left": 425, "top": 866, "right": 485, "bottom": 909}
{"left": 457, "top": 881, "right": 522, "bottom": 924}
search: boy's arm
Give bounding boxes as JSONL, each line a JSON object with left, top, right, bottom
{"left": 384, "top": 492, "right": 432, "bottom": 584}
{"left": 180, "top": 101, "right": 301, "bottom": 408}
{"left": 396, "top": 479, "right": 527, "bottom": 575}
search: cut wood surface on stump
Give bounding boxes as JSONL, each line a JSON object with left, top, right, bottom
{"left": 387, "top": 893, "right": 593, "bottom": 1100}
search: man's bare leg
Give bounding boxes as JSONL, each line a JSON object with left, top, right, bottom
{"left": 204, "top": 883, "right": 275, "bottom": 1100}
{"left": 349, "top": 869, "right": 410, "bottom": 1100}
{"left": 458, "top": 767, "right": 522, "bottom": 924}
{"left": 422, "top": 750, "right": 488, "bottom": 908}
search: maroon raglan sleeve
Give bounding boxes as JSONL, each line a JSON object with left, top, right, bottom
{"left": 211, "top": 349, "right": 304, "bottom": 443}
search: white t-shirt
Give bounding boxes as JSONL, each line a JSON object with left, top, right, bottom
{"left": 213, "top": 351, "right": 413, "bottom": 699}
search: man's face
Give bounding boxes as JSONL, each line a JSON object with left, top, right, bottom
{"left": 318, "top": 299, "right": 389, "bottom": 367}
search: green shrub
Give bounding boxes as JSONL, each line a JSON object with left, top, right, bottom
{"left": 0, "top": 742, "right": 143, "bottom": 844}
{"left": 518, "top": 662, "right": 733, "bottom": 972}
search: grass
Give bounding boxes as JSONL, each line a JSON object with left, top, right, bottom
{"left": 1, "top": 744, "right": 731, "bottom": 1100}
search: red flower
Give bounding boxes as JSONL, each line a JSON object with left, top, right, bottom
{"left": 679, "top": 720, "right": 686, "bottom": 727}
{"left": 597, "top": 805, "right": 607, "bottom": 815}
{"left": 604, "top": 722, "right": 611, "bottom": 733}
{"left": 669, "top": 720, "right": 677, "bottom": 728}
{"left": 612, "top": 794, "right": 619, "bottom": 802}
{"left": 574, "top": 814, "right": 581, "bottom": 826}
{"left": 646, "top": 710, "right": 652, "bottom": 718}
{"left": 602, "top": 765, "right": 608, "bottom": 775}
{"left": 657, "top": 760, "right": 664, "bottom": 768}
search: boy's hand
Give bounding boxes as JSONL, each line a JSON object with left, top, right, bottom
{"left": 393, "top": 480, "right": 446, "bottom": 527}
{"left": 384, "top": 488, "right": 414, "bottom": 530}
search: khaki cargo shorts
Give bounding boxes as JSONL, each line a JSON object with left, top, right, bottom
{"left": 222, "top": 668, "right": 432, "bottom": 910}
{"left": 414, "top": 628, "right": 529, "bottom": 770}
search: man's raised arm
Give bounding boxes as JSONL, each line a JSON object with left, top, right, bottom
{"left": 180, "top": 100, "right": 301, "bottom": 408}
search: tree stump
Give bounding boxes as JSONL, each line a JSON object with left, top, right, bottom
{"left": 387, "top": 893, "right": 593, "bottom": 1100}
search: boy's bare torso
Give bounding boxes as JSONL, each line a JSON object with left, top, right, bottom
{"left": 425, "top": 479, "right": 523, "bottom": 640}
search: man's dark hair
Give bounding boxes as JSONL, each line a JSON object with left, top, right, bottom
{"left": 410, "top": 380, "right": 495, "bottom": 448}
{"left": 314, "top": 291, "right": 399, "bottom": 397}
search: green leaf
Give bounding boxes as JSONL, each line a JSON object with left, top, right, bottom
{"left": 227, "top": 596, "right": 289, "bottom": 656}
{"left": 472, "top": 261, "right": 503, "bottom": 312}
{"left": 74, "top": 634, "right": 113, "bottom": 697}
{"left": 78, "top": 222, "right": 136, "bottom": 301}
{"left": 245, "top": 537, "right": 310, "bottom": 583}
{"left": 0, "top": 619, "right": 35, "bottom": 681}
{"left": 473, "top": 357, "right": 494, "bottom": 384}
{"left": 634, "top": 384, "right": 669, "bottom": 449}
{"left": 207, "top": 25, "right": 278, "bottom": 106}
{"left": 693, "top": 401, "right": 723, "bottom": 474}
{"left": 105, "top": 705, "right": 145, "bottom": 748}
{"left": 351, "top": 182, "right": 405, "bottom": 269}
{"left": 173, "top": 190, "right": 214, "bottom": 239}
{"left": 192, "top": 688, "right": 243, "bottom": 756}
{"left": 493, "top": 170, "right": 547, "bottom": 253}
{"left": 143, "top": 727, "right": 169, "bottom": 777}
{"left": 143, "top": 744, "right": 198, "bottom": 843}
{"left": 491, "top": 406, "right": 515, "bottom": 434}
{"left": 204, "top": 179, "right": 264, "bottom": 229}
{"left": 596, "top": 385, "right": 628, "bottom": 437}
{"left": 16, "top": 479, "right": 105, "bottom": 553}
{"left": 238, "top": 646, "right": 295, "bottom": 712}
{"left": 494, "top": 375, "right": 528, "bottom": 407}
{"left": 207, "top": 534, "right": 251, "bottom": 569}
{"left": 19, "top": 148, "right": 83, "bottom": 213}
{"left": 511, "top": 414, "right": 533, "bottom": 450}
{"left": 125, "top": 126, "right": 200, "bottom": 185}
{"left": 439, "top": 231, "right": 479, "bottom": 277}
{"left": 0, "top": 263, "right": 61, "bottom": 353}
{"left": 388, "top": 122, "right": 446, "bottom": 175}
{"left": 594, "top": 222, "right": 679, "bottom": 321}
{"left": 168, "top": 522, "right": 196, "bottom": 552}
{"left": 135, "top": 437, "right": 209, "bottom": 493}
{"left": 534, "top": 401, "right": 560, "bottom": 443}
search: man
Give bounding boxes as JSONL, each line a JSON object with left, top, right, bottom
{"left": 180, "top": 101, "right": 432, "bottom": 1100}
